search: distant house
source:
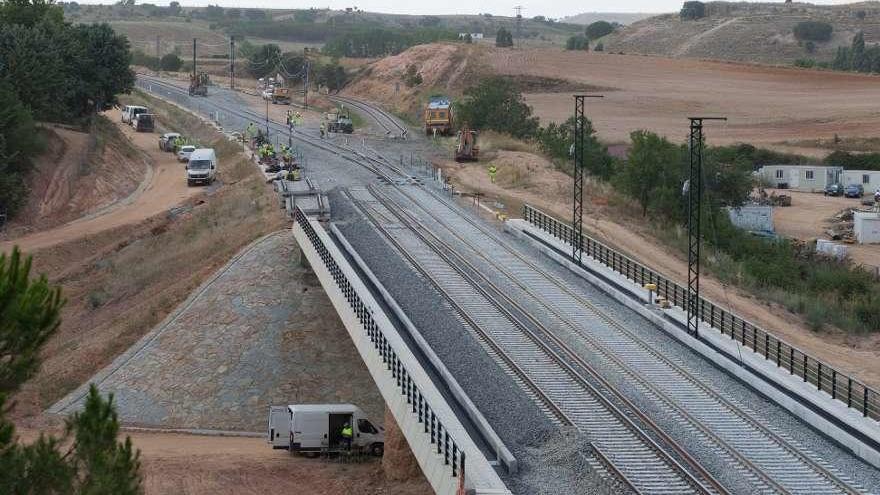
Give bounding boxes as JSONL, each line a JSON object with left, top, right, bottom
{"left": 843, "top": 170, "right": 880, "bottom": 193}
{"left": 757, "top": 165, "right": 842, "bottom": 192}
{"left": 458, "top": 33, "right": 485, "bottom": 40}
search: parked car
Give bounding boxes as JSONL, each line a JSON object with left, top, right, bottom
{"left": 824, "top": 183, "right": 844, "bottom": 196}
{"left": 845, "top": 184, "right": 864, "bottom": 198}
{"left": 122, "top": 105, "right": 148, "bottom": 125}
{"left": 159, "top": 133, "right": 181, "bottom": 152}
{"left": 177, "top": 145, "right": 196, "bottom": 162}
{"left": 185, "top": 148, "right": 217, "bottom": 186}
{"left": 133, "top": 113, "right": 154, "bottom": 132}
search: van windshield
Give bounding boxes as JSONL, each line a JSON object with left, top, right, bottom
{"left": 189, "top": 159, "right": 212, "bottom": 170}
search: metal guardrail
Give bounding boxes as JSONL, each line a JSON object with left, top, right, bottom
{"left": 523, "top": 204, "right": 880, "bottom": 422}
{"left": 294, "top": 207, "right": 466, "bottom": 477}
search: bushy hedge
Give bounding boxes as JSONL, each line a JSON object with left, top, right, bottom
{"left": 793, "top": 21, "right": 833, "bottom": 42}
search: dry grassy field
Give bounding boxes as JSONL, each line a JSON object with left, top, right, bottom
{"left": 491, "top": 48, "right": 880, "bottom": 152}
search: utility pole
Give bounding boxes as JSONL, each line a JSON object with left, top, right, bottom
{"left": 192, "top": 38, "right": 197, "bottom": 78}
{"left": 155, "top": 36, "right": 161, "bottom": 75}
{"left": 571, "top": 94, "right": 603, "bottom": 265}
{"left": 514, "top": 5, "right": 524, "bottom": 48}
{"left": 685, "top": 117, "right": 726, "bottom": 338}
{"left": 230, "top": 36, "right": 235, "bottom": 90}
{"left": 303, "top": 59, "right": 310, "bottom": 109}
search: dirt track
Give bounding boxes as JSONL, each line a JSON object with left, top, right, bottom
{"left": 493, "top": 49, "right": 880, "bottom": 149}
{"left": 0, "top": 109, "right": 199, "bottom": 254}
{"left": 16, "top": 428, "right": 430, "bottom": 495}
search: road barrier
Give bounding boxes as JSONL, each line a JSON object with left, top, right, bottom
{"left": 523, "top": 204, "right": 880, "bottom": 422}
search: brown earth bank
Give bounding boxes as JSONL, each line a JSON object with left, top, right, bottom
{"left": 5, "top": 120, "right": 146, "bottom": 238}
{"left": 490, "top": 48, "right": 880, "bottom": 152}
{"left": 438, "top": 152, "right": 880, "bottom": 391}
{"left": 10, "top": 92, "right": 285, "bottom": 421}
{"left": 604, "top": 1, "right": 880, "bottom": 65}
{"left": 345, "top": 42, "right": 880, "bottom": 157}
{"left": 0, "top": 107, "right": 201, "bottom": 254}
{"left": 15, "top": 428, "right": 430, "bottom": 495}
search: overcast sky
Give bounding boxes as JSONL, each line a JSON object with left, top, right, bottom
{"left": 77, "top": 1, "right": 858, "bottom": 19}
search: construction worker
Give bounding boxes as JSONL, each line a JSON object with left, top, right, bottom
{"left": 320, "top": 122, "right": 326, "bottom": 139}
{"left": 488, "top": 165, "right": 498, "bottom": 184}
{"left": 340, "top": 422, "right": 353, "bottom": 450}
{"left": 173, "top": 135, "right": 184, "bottom": 152}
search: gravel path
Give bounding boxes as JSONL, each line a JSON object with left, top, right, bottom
{"left": 51, "top": 230, "right": 385, "bottom": 431}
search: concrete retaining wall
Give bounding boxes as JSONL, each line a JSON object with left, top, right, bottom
{"left": 506, "top": 218, "right": 880, "bottom": 470}
{"left": 293, "top": 216, "right": 510, "bottom": 495}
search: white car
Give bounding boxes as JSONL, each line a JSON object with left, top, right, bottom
{"left": 177, "top": 145, "right": 196, "bottom": 162}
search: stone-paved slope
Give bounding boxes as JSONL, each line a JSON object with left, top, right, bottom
{"left": 51, "top": 230, "right": 384, "bottom": 431}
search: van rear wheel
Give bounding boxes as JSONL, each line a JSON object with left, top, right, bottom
{"left": 370, "top": 443, "right": 384, "bottom": 457}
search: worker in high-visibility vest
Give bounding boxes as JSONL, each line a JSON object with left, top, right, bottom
{"left": 488, "top": 165, "right": 498, "bottom": 184}
{"left": 340, "top": 422, "right": 353, "bottom": 450}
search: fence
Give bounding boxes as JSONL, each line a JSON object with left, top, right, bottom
{"left": 294, "top": 207, "right": 466, "bottom": 477}
{"left": 522, "top": 204, "right": 880, "bottom": 422}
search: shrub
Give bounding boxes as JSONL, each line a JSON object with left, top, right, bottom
{"left": 794, "top": 58, "right": 816, "bottom": 68}
{"left": 403, "top": 64, "right": 423, "bottom": 87}
{"left": 565, "top": 35, "right": 589, "bottom": 51}
{"left": 595, "top": 42, "right": 604, "bottom": 52}
{"left": 160, "top": 53, "right": 182, "bottom": 71}
{"left": 585, "top": 20, "right": 615, "bottom": 40}
{"left": 495, "top": 27, "right": 513, "bottom": 47}
{"left": 793, "top": 21, "right": 833, "bottom": 42}
{"left": 680, "top": 1, "right": 706, "bottom": 21}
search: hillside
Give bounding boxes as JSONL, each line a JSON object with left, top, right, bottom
{"left": 563, "top": 12, "right": 660, "bottom": 26}
{"left": 605, "top": 1, "right": 880, "bottom": 64}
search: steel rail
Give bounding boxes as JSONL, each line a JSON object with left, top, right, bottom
{"left": 385, "top": 184, "right": 864, "bottom": 495}
{"left": 361, "top": 185, "right": 721, "bottom": 495}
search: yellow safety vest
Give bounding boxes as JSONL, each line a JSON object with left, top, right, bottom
{"left": 341, "top": 426, "right": 353, "bottom": 438}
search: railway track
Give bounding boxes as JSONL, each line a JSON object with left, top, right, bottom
{"left": 135, "top": 77, "right": 868, "bottom": 494}
{"left": 374, "top": 183, "right": 865, "bottom": 495}
{"left": 349, "top": 186, "right": 726, "bottom": 495}
{"left": 136, "top": 76, "right": 413, "bottom": 183}
{"left": 328, "top": 95, "right": 408, "bottom": 138}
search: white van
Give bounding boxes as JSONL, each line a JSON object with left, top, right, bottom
{"left": 267, "top": 404, "right": 384, "bottom": 456}
{"left": 122, "top": 105, "right": 148, "bottom": 124}
{"left": 185, "top": 148, "right": 217, "bottom": 186}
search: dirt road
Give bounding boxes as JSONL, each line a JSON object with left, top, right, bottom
{"left": 492, "top": 49, "right": 880, "bottom": 150}
{"left": 0, "top": 109, "right": 199, "bottom": 254}
{"left": 16, "top": 428, "right": 430, "bottom": 495}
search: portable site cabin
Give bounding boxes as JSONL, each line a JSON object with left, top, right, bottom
{"left": 758, "top": 165, "right": 842, "bottom": 192}
{"left": 843, "top": 170, "right": 880, "bottom": 195}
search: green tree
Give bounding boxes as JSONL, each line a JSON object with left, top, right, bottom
{"left": 495, "top": 27, "right": 513, "bottom": 47}
{"left": 680, "top": 1, "right": 706, "bottom": 20}
{"left": 247, "top": 43, "right": 281, "bottom": 78}
{"left": 585, "top": 20, "right": 615, "bottom": 40}
{"left": 793, "top": 21, "right": 833, "bottom": 42}
{"left": 0, "top": 248, "right": 143, "bottom": 493}
{"left": 616, "top": 131, "right": 681, "bottom": 216}
{"left": 537, "top": 116, "right": 614, "bottom": 179}
{"left": 160, "top": 53, "right": 182, "bottom": 71}
{"left": 457, "top": 76, "right": 539, "bottom": 139}
{"left": 0, "top": 0, "right": 64, "bottom": 27}
{"left": 565, "top": 34, "right": 589, "bottom": 50}
{"left": 0, "top": 81, "right": 42, "bottom": 215}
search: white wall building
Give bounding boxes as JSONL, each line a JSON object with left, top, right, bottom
{"left": 758, "top": 165, "right": 842, "bottom": 192}
{"left": 854, "top": 211, "right": 880, "bottom": 244}
{"left": 843, "top": 170, "right": 880, "bottom": 194}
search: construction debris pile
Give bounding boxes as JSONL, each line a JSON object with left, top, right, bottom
{"left": 825, "top": 208, "right": 856, "bottom": 243}
{"left": 754, "top": 188, "right": 791, "bottom": 207}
